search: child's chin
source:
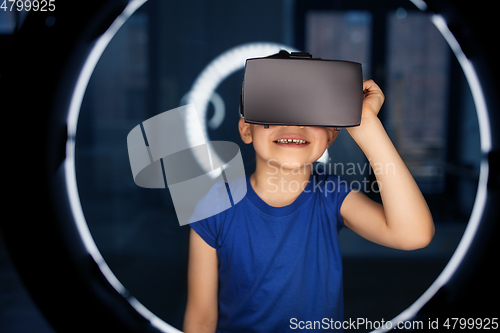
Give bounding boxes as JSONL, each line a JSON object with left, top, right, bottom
{"left": 271, "top": 158, "right": 314, "bottom": 172}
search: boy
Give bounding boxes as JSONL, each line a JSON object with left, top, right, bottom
{"left": 183, "top": 79, "right": 434, "bottom": 332}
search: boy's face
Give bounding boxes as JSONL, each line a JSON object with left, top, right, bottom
{"left": 239, "top": 118, "right": 339, "bottom": 172}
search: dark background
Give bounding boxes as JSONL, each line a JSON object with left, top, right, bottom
{"left": 1, "top": 0, "right": 498, "bottom": 332}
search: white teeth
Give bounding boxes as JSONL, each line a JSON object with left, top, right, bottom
{"left": 275, "top": 139, "right": 307, "bottom": 144}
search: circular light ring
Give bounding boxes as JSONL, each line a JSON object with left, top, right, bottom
{"left": 0, "top": 1, "right": 496, "bottom": 332}
{"left": 69, "top": 2, "right": 494, "bottom": 329}
{"left": 183, "top": 42, "right": 300, "bottom": 177}
{"left": 180, "top": 91, "right": 226, "bottom": 130}
{"left": 65, "top": 0, "right": 180, "bottom": 332}
{"left": 373, "top": 8, "right": 493, "bottom": 333}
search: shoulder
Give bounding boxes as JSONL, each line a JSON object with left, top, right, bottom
{"left": 188, "top": 180, "right": 229, "bottom": 224}
{"left": 189, "top": 176, "right": 247, "bottom": 224}
{"left": 310, "top": 171, "right": 352, "bottom": 197}
{"left": 189, "top": 176, "right": 248, "bottom": 247}
{"left": 309, "top": 171, "right": 354, "bottom": 228}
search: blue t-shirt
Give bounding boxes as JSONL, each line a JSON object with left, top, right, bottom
{"left": 190, "top": 172, "right": 352, "bottom": 332}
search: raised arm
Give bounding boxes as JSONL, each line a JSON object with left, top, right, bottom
{"left": 340, "top": 80, "right": 434, "bottom": 250}
{"left": 183, "top": 228, "right": 219, "bottom": 333}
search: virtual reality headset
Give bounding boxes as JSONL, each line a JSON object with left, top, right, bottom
{"left": 240, "top": 50, "right": 363, "bottom": 128}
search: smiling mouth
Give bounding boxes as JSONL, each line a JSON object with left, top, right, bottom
{"left": 274, "top": 139, "right": 309, "bottom": 144}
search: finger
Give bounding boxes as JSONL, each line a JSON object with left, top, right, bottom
{"left": 362, "top": 79, "right": 384, "bottom": 100}
{"left": 362, "top": 79, "right": 378, "bottom": 91}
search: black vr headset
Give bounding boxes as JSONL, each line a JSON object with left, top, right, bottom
{"left": 240, "top": 50, "right": 363, "bottom": 128}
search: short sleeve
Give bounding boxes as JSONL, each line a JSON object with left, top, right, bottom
{"left": 187, "top": 180, "right": 230, "bottom": 248}
{"left": 190, "top": 217, "right": 218, "bottom": 248}
{"left": 319, "top": 174, "right": 353, "bottom": 230}
{"left": 335, "top": 176, "right": 352, "bottom": 229}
